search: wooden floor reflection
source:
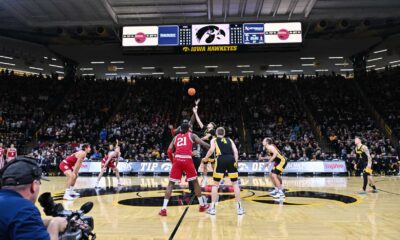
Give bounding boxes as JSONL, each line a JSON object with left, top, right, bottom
{"left": 38, "top": 175, "right": 400, "bottom": 240}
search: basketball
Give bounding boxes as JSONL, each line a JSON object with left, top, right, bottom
{"left": 188, "top": 88, "right": 196, "bottom": 96}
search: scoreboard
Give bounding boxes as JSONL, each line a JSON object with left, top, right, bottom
{"left": 122, "top": 22, "right": 302, "bottom": 48}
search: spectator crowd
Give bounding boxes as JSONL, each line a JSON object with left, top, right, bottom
{"left": 0, "top": 69, "right": 399, "bottom": 176}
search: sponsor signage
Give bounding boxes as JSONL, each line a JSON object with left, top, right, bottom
{"left": 264, "top": 22, "right": 302, "bottom": 43}
{"left": 158, "top": 25, "right": 179, "bottom": 46}
{"left": 79, "top": 160, "right": 346, "bottom": 174}
{"left": 79, "top": 161, "right": 132, "bottom": 173}
{"left": 181, "top": 45, "right": 238, "bottom": 53}
{"left": 122, "top": 26, "right": 158, "bottom": 46}
{"left": 192, "top": 24, "right": 230, "bottom": 45}
{"left": 243, "top": 23, "right": 264, "bottom": 44}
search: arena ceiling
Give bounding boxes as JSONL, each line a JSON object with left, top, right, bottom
{"left": 0, "top": 0, "right": 399, "bottom": 77}
{"left": 0, "top": 0, "right": 399, "bottom": 41}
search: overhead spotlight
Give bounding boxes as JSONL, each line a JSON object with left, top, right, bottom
{"left": 76, "top": 26, "right": 85, "bottom": 35}
{"left": 97, "top": 26, "right": 107, "bottom": 36}
{"left": 337, "top": 19, "right": 349, "bottom": 29}
{"left": 315, "top": 20, "right": 327, "bottom": 32}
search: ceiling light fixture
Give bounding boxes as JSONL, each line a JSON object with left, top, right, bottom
{"left": 0, "top": 55, "right": 13, "bottom": 60}
{"left": 373, "top": 49, "right": 387, "bottom": 54}
{"left": 49, "top": 64, "right": 64, "bottom": 68}
{"left": 366, "top": 57, "right": 382, "bottom": 62}
{"left": 0, "top": 61, "right": 15, "bottom": 66}
{"left": 29, "top": 67, "right": 44, "bottom": 71}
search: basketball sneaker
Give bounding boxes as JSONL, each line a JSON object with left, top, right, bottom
{"left": 207, "top": 208, "right": 216, "bottom": 215}
{"left": 63, "top": 193, "right": 76, "bottom": 201}
{"left": 358, "top": 191, "right": 367, "bottom": 194}
{"left": 269, "top": 189, "right": 278, "bottom": 195}
{"left": 159, "top": 209, "right": 167, "bottom": 216}
{"left": 237, "top": 208, "right": 245, "bottom": 215}
{"left": 272, "top": 192, "right": 285, "bottom": 199}
{"left": 199, "top": 204, "right": 210, "bottom": 212}
{"left": 69, "top": 189, "right": 80, "bottom": 196}
{"left": 371, "top": 189, "right": 378, "bottom": 193}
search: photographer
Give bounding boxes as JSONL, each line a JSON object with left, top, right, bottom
{"left": 0, "top": 157, "right": 67, "bottom": 240}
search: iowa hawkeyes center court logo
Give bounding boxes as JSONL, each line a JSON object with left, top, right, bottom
{"left": 53, "top": 185, "right": 359, "bottom": 206}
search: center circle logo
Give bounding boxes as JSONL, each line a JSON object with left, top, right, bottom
{"left": 135, "top": 32, "right": 146, "bottom": 43}
{"left": 277, "top": 29, "right": 289, "bottom": 40}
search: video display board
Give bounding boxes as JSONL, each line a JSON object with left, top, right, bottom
{"left": 122, "top": 22, "right": 302, "bottom": 47}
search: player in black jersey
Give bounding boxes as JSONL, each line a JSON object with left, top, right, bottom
{"left": 354, "top": 137, "right": 378, "bottom": 194}
{"left": 193, "top": 106, "right": 217, "bottom": 187}
{"left": 202, "top": 127, "right": 244, "bottom": 215}
{"left": 261, "top": 138, "right": 287, "bottom": 199}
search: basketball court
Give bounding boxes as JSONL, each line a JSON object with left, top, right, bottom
{"left": 39, "top": 176, "right": 400, "bottom": 240}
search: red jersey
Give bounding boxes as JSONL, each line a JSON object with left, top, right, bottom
{"left": 6, "top": 148, "right": 17, "bottom": 160}
{"left": 102, "top": 151, "right": 119, "bottom": 163}
{"left": 64, "top": 153, "right": 79, "bottom": 166}
{"left": 173, "top": 132, "right": 193, "bottom": 158}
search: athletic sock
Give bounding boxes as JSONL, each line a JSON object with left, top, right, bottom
{"left": 236, "top": 201, "right": 242, "bottom": 209}
{"left": 198, "top": 196, "right": 205, "bottom": 206}
{"left": 211, "top": 202, "right": 216, "bottom": 209}
{"left": 370, "top": 185, "right": 376, "bottom": 190}
{"left": 162, "top": 199, "right": 169, "bottom": 209}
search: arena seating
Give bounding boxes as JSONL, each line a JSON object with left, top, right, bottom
{"left": 297, "top": 75, "right": 395, "bottom": 160}
{"left": 0, "top": 69, "right": 398, "bottom": 175}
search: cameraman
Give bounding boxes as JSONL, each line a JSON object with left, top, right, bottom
{"left": 0, "top": 157, "right": 67, "bottom": 240}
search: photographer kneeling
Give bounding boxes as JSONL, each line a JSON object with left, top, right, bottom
{"left": 0, "top": 157, "right": 67, "bottom": 240}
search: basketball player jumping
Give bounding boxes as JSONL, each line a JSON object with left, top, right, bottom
{"left": 262, "top": 138, "right": 287, "bottom": 199}
{"left": 95, "top": 141, "right": 122, "bottom": 188}
{"left": 192, "top": 106, "right": 217, "bottom": 187}
{"left": 159, "top": 121, "right": 210, "bottom": 216}
{"left": 203, "top": 127, "right": 244, "bottom": 215}
{"left": 59, "top": 144, "right": 91, "bottom": 200}
{"left": 354, "top": 137, "right": 378, "bottom": 194}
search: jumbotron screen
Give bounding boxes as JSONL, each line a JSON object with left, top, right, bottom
{"left": 122, "top": 22, "right": 302, "bottom": 47}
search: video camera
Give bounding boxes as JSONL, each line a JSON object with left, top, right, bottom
{"left": 38, "top": 192, "right": 96, "bottom": 240}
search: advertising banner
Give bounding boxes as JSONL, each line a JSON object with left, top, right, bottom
{"left": 122, "top": 26, "right": 158, "bottom": 46}
{"left": 264, "top": 22, "right": 302, "bottom": 43}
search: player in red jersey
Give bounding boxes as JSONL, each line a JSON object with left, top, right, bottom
{"left": 6, "top": 144, "right": 17, "bottom": 162}
{"left": 0, "top": 143, "right": 5, "bottom": 169}
{"left": 159, "top": 122, "right": 210, "bottom": 216}
{"left": 59, "top": 144, "right": 91, "bottom": 200}
{"left": 94, "top": 141, "right": 122, "bottom": 188}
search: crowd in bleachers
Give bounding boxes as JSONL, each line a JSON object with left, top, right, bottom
{"left": 0, "top": 69, "right": 67, "bottom": 149}
{"left": 0, "top": 70, "right": 399, "bottom": 175}
{"left": 297, "top": 75, "right": 397, "bottom": 162}
{"left": 243, "top": 76, "right": 318, "bottom": 160}
{"left": 360, "top": 68, "right": 400, "bottom": 139}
